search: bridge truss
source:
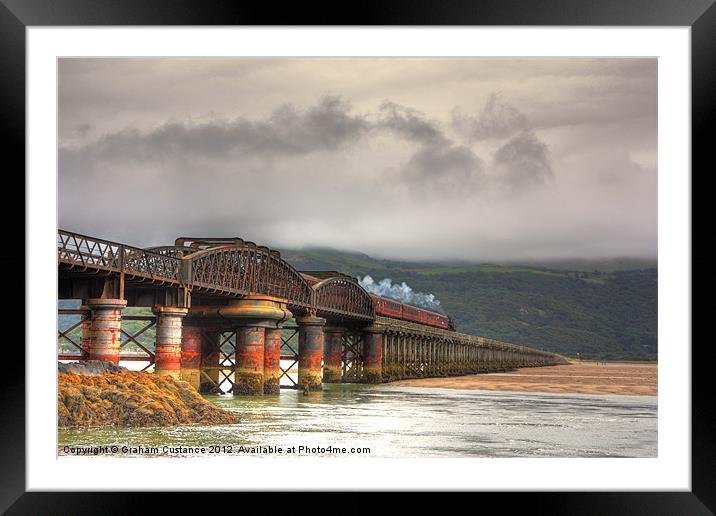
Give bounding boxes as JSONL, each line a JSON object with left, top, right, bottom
{"left": 57, "top": 229, "right": 567, "bottom": 390}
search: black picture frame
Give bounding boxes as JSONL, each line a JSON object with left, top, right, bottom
{"left": 2, "top": 0, "right": 708, "bottom": 513}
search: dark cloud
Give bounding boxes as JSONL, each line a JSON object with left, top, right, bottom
{"left": 269, "top": 95, "right": 370, "bottom": 153}
{"left": 452, "top": 93, "right": 529, "bottom": 140}
{"left": 401, "top": 143, "right": 484, "bottom": 196}
{"left": 374, "top": 101, "right": 483, "bottom": 195}
{"left": 450, "top": 94, "right": 553, "bottom": 194}
{"left": 493, "top": 131, "right": 554, "bottom": 193}
{"left": 378, "top": 101, "right": 447, "bottom": 145}
{"left": 62, "top": 97, "right": 487, "bottom": 199}
{"left": 61, "top": 95, "right": 369, "bottom": 164}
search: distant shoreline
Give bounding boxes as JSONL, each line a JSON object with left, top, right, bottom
{"left": 575, "top": 359, "right": 658, "bottom": 364}
{"left": 387, "top": 362, "right": 657, "bottom": 396}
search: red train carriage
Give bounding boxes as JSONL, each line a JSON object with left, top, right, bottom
{"left": 422, "top": 308, "right": 451, "bottom": 329}
{"left": 301, "top": 273, "right": 454, "bottom": 331}
{"left": 401, "top": 304, "right": 421, "bottom": 323}
{"left": 372, "top": 295, "right": 403, "bottom": 319}
{"left": 370, "top": 294, "right": 453, "bottom": 330}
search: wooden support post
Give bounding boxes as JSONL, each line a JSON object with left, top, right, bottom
{"left": 401, "top": 334, "right": 407, "bottom": 379}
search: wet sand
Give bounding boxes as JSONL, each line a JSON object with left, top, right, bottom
{"left": 388, "top": 361, "right": 657, "bottom": 396}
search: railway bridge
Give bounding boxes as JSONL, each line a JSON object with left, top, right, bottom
{"left": 57, "top": 229, "right": 567, "bottom": 394}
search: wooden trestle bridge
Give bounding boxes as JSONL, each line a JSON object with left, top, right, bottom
{"left": 57, "top": 229, "right": 567, "bottom": 394}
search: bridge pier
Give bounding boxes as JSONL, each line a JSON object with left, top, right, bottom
{"left": 323, "top": 327, "right": 344, "bottom": 383}
{"left": 180, "top": 325, "right": 202, "bottom": 390}
{"left": 153, "top": 305, "right": 188, "bottom": 378}
{"left": 264, "top": 328, "right": 282, "bottom": 394}
{"left": 297, "top": 315, "right": 326, "bottom": 392}
{"left": 235, "top": 326, "right": 266, "bottom": 395}
{"left": 86, "top": 298, "right": 127, "bottom": 363}
{"left": 362, "top": 326, "right": 384, "bottom": 383}
{"left": 222, "top": 296, "right": 292, "bottom": 396}
{"left": 185, "top": 296, "right": 291, "bottom": 395}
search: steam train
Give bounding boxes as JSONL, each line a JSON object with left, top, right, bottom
{"left": 301, "top": 271, "right": 454, "bottom": 331}
{"left": 371, "top": 295, "right": 455, "bottom": 330}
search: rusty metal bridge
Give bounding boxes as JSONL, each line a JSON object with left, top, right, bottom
{"left": 57, "top": 229, "right": 567, "bottom": 394}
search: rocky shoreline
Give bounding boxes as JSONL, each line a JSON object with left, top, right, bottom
{"left": 58, "top": 361, "right": 237, "bottom": 428}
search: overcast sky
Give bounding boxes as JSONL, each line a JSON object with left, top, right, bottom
{"left": 58, "top": 58, "right": 657, "bottom": 262}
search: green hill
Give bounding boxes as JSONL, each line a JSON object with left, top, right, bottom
{"left": 281, "top": 248, "right": 657, "bottom": 361}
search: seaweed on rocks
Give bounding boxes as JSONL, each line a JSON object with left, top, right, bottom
{"left": 58, "top": 370, "right": 237, "bottom": 428}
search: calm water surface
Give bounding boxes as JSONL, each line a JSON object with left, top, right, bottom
{"left": 59, "top": 383, "right": 657, "bottom": 458}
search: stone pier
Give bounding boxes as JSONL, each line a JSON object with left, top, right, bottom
{"left": 297, "top": 315, "right": 326, "bottom": 392}
{"left": 86, "top": 298, "right": 126, "bottom": 363}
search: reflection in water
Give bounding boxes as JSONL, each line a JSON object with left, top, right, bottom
{"left": 59, "top": 383, "right": 657, "bottom": 458}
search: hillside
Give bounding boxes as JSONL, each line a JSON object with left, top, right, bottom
{"left": 280, "top": 248, "right": 658, "bottom": 361}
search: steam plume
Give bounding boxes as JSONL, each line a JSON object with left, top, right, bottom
{"left": 358, "top": 275, "right": 443, "bottom": 312}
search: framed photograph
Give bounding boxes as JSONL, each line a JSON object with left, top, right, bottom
{"left": 4, "top": 0, "right": 708, "bottom": 512}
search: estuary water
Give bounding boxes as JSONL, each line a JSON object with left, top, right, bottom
{"left": 58, "top": 382, "right": 657, "bottom": 458}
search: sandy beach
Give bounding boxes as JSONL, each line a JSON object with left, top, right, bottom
{"left": 389, "top": 361, "right": 657, "bottom": 396}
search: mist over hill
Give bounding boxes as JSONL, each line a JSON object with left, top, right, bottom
{"left": 281, "top": 247, "right": 657, "bottom": 361}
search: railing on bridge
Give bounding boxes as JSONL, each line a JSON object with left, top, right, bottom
{"left": 59, "top": 230, "right": 317, "bottom": 310}
{"left": 58, "top": 230, "right": 182, "bottom": 285}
